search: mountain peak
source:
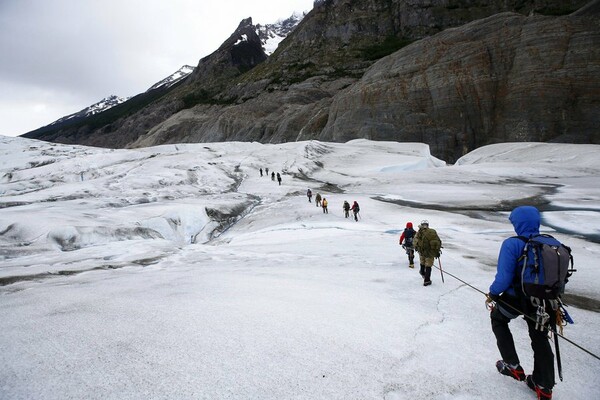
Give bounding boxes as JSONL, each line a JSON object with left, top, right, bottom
{"left": 237, "top": 17, "right": 253, "bottom": 29}
{"left": 147, "top": 65, "right": 195, "bottom": 91}
{"left": 256, "top": 12, "right": 305, "bottom": 55}
{"left": 49, "top": 95, "right": 129, "bottom": 127}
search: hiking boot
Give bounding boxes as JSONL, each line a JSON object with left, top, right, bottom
{"left": 526, "top": 375, "right": 552, "bottom": 399}
{"left": 423, "top": 280, "right": 432, "bottom": 286}
{"left": 409, "top": 264, "right": 414, "bottom": 268}
{"left": 495, "top": 360, "right": 525, "bottom": 381}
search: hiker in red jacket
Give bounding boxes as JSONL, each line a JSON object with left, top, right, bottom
{"left": 399, "top": 222, "right": 416, "bottom": 268}
{"left": 350, "top": 201, "right": 360, "bottom": 221}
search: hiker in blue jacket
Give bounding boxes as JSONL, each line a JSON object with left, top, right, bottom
{"left": 487, "top": 206, "right": 554, "bottom": 399}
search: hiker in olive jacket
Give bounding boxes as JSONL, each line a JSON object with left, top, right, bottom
{"left": 343, "top": 201, "right": 350, "bottom": 218}
{"left": 414, "top": 220, "right": 442, "bottom": 286}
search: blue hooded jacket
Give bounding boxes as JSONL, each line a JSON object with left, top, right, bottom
{"left": 489, "top": 206, "right": 541, "bottom": 296}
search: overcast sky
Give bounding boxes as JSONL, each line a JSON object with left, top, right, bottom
{"left": 0, "top": 0, "right": 315, "bottom": 137}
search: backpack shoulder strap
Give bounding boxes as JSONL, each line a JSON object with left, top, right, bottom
{"left": 511, "top": 236, "right": 530, "bottom": 264}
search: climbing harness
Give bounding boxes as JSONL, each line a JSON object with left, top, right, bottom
{"left": 430, "top": 262, "right": 600, "bottom": 365}
{"left": 532, "top": 298, "right": 550, "bottom": 331}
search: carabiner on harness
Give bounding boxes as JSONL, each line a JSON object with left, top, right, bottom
{"left": 531, "top": 297, "right": 549, "bottom": 331}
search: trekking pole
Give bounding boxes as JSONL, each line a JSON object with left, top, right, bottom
{"left": 553, "top": 323, "right": 563, "bottom": 381}
{"left": 438, "top": 257, "right": 445, "bottom": 283}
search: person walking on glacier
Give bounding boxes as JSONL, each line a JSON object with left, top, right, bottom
{"left": 486, "top": 206, "right": 569, "bottom": 400}
{"left": 315, "top": 193, "right": 322, "bottom": 207}
{"left": 350, "top": 201, "right": 360, "bottom": 221}
{"left": 343, "top": 201, "right": 350, "bottom": 218}
{"left": 399, "top": 222, "right": 416, "bottom": 268}
{"left": 414, "top": 220, "right": 441, "bottom": 286}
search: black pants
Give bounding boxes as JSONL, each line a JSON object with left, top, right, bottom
{"left": 407, "top": 249, "right": 414, "bottom": 264}
{"left": 419, "top": 264, "right": 431, "bottom": 282}
{"left": 490, "top": 294, "right": 555, "bottom": 389}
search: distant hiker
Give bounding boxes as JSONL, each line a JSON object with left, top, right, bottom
{"left": 486, "top": 206, "right": 573, "bottom": 399}
{"left": 277, "top": 172, "right": 282, "bottom": 186}
{"left": 322, "top": 198, "right": 328, "bottom": 214}
{"left": 343, "top": 201, "right": 350, "bottom": 218}
{"left": 271, "top": 171, "right": 275, "bottom": 181}
{"left": 315, "top": 193, "right": 322, "bottom": 207}
{"left": 307, "top": 189, "right": 313, "bottom": 203}
{"left": 350, "top": 201, "right": 360, "bottom": 221}
{"left": 399, "top": 222, "right": 416, "bottom": 268}
{"left": 265, "top": 167, "right": 269, "bottom": 175}
{"left": 414, "top": 220, "right": 441, "bottom": 286}
{"left": 260, "top": 168, "right": 263, "bottom": 177}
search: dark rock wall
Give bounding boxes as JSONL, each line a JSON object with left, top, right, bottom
{"left": 319, "top": 12, "right": 600, "bottom": 161}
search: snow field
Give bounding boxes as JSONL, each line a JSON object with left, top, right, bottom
{"left": 0, "top": 136, "right": 599, "bottom": 399}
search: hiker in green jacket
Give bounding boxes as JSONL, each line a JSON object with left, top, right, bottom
{"left": 414, "top": 220, "right": 442, "bottom": 286}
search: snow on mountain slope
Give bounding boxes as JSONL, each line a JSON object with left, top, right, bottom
{"left": 147, "top": 65, "right": 195, "bottom": 91}
{"left": 48, "top": 95, "right": 129, "bottom": 126}
{"left": 40, "top": 65, "right": 194, "bottom": 131}
{"left": 0, "top": 136, "right": 599, "bottom": 400}
{"left": 257, "top": 12, "right": 304, "bottom": 55}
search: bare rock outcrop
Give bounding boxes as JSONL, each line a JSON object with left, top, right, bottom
{"left": 135, "top": 10, "right": 599, "bottom": 162}
{"left": 130, "top": 77, "right": 349, "bottom": 147}
{"left": 319, "top": 11, "right": 600, "bottom": 161}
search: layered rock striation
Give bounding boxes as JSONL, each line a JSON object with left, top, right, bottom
{"left": 320, "top": 11, "right": 600, "bottom": 161}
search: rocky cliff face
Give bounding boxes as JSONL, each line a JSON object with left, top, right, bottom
{"left": 134, "top": 6, "right": 599, "bottom": 162}
{"left": 24, "top": 0, "right": 597, "bottom": 162}
{"left": 256, "top": 0, "right": 589, "bottom": 79}
{"left": 319, "top": 11, "right": 600, "bottom": 161}
{"left": 187, "top": 17, "right": 267, "bottom": 87}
